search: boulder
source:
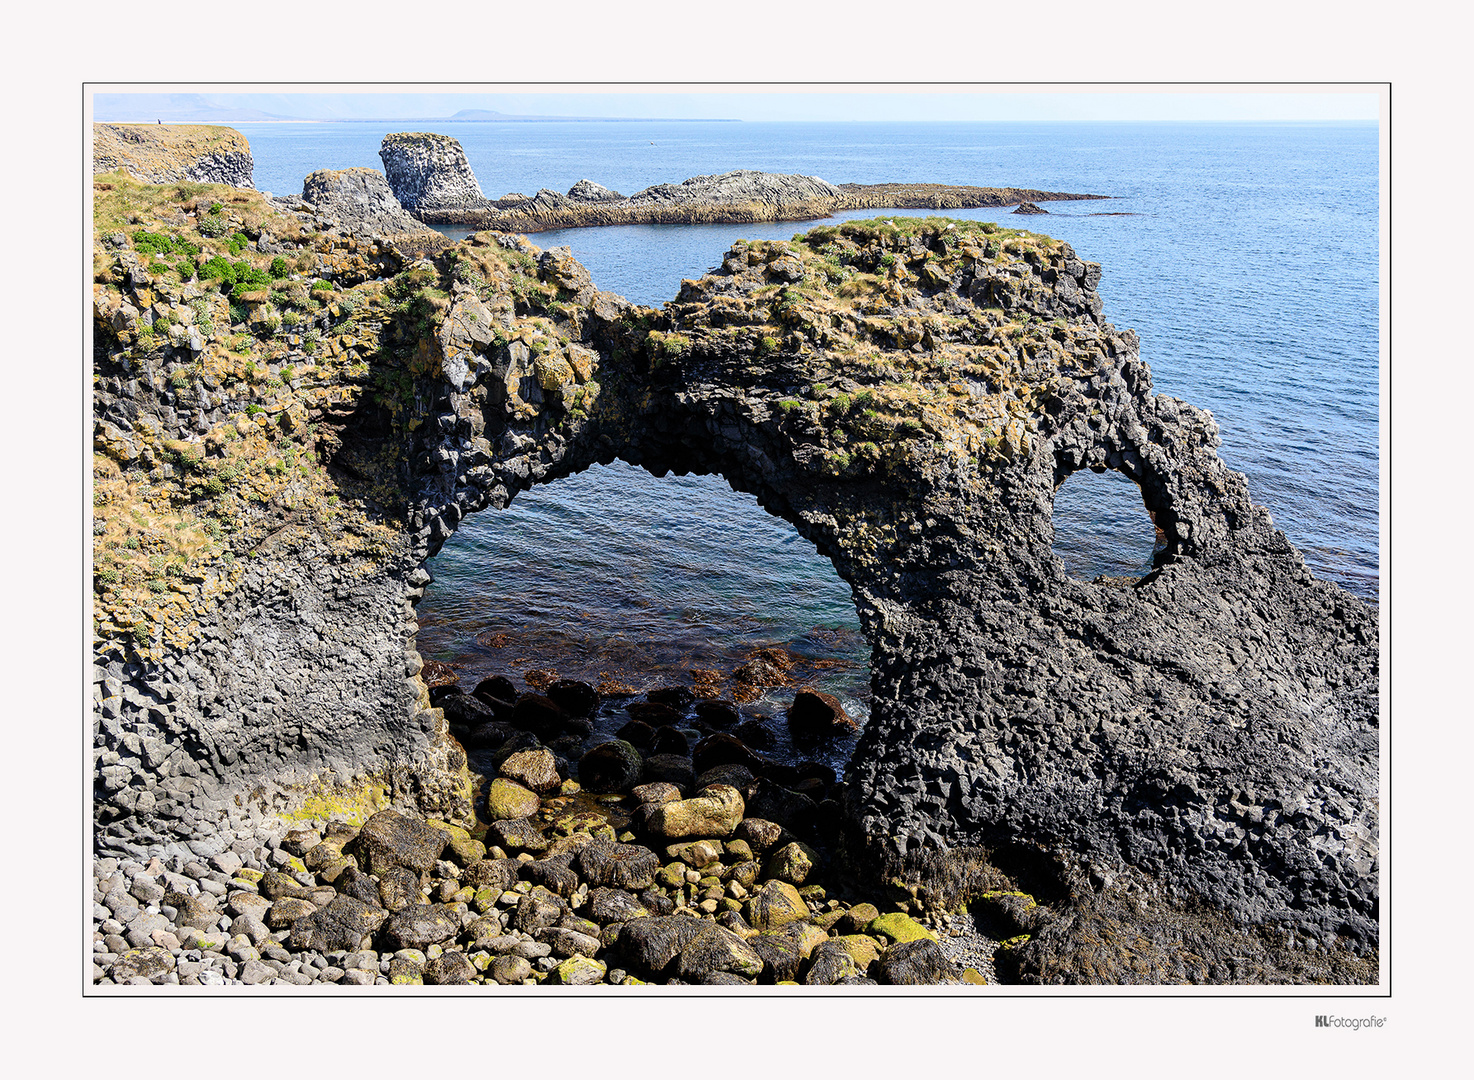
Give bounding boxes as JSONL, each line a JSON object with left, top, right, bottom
{"left": 348, "top": 810, "right": 450, "bottom": 876}
{"left": 786, "top": 688, "right": 857, "bottom": 742}
{"left": 643, "top": 784, "right": 745, "bottom": 839}
{"left": 380, "top": 907, "right": 459, "bottom": 948}
{"left": 485, "top": 776, "right": 543, "bottom": 820}
{"left": 545, "top": 678, "right": 599, "bottom": 717}
{"left": 578, "top": 739, "right": 643, "bottom": 793}
{"left": 287, "top": 895, "right": 388, "bottom": 952}
{"left": 744, "top": 880, "right": 810, "bottom": 932}
{"left": 575, "top": 840, "right": 661, "bottom": 890}
{"left": 878, "top": 938, "right": 961, "bottom": 985}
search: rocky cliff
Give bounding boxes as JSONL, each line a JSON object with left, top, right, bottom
{"left": 379, "top": 132, "right": 490, "bottom": 213}
{"left": 94, "top": 124, "right": 255, "bottom": 188}
{"left": 299, "top": 168, "right": 452, "bottom": 255}
{"left": 91, "top": 177, "right": 1377, "bottom": 982}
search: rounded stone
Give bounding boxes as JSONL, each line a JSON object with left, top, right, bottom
{"left": 578, "top": 740, "right": 643, "bottom": 794}
{"left": 485, "top": 778, "right": 542, "bottom": 820}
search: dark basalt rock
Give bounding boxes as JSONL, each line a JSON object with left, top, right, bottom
{"left": 348, "top": 811, "right": 449, "bottom": 876}
{"left": 626, "top": 702, "right": 681, "bottom": 727}
{"left": 614, "top": 720, "right": 656, "bottom": 750}
{"left": 733, "top": 719, "right": 776, "bottom": 750}
{"left": 578, "top": 740, "right": 643, "bottom": 794}
{"left": 641, "top": 753, "right": 695, "bottom": 790}
{"left": 646, "top": 686, "right": 696, "bottom": 710}
{"left": 92, "top": 208, "right": 1377, "bottom": 981}
{"left": 786, "top": 689, "right": 857, "bottom": 742}
{"left": 381, "top": 903, "right": 460, "bottom": 950}
{"left": 617, "top": 915, "right": 707, "bottom": 976}
{"left": 545, "top": 678, "right": 600, "bottom": 718}
{"left": 1013, "top": 200, "right": 1049, "bottom": 214}
{"left": 692, "top": 701, "right": 740, "bottom": 728}
{"left": 650, "top": 727, "right": 691, "bottom": 757}
{"left": 473, "top": 676, "right": 519, "bottom": 709}
{"left": 575, "top": 840, "right": 661, "bottom": 890}
{"left": 287, "top": 895, "right": 387, "bottom": 953}
{"left": 877, "top": 938, "right": 961, "bottom": 985}
{"left": 693, "top": 733, "right": 764, "bottom": 774}
{"left": 510, "top": 693, "right": 567, "bottom": 740}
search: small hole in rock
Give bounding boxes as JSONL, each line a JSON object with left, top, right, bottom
{"left": 1051, "top": 468, "right": 1162, "bottom": 583}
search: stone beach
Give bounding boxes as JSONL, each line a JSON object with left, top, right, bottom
{"left": 92, "top": 673, "right": 999, "bottom": 987}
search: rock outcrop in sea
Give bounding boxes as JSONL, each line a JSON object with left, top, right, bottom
{"left": 375, "top": 131, "right": 1109, "bottom": 232}
{"left": 90, "top": 172, "right": 1378, "bottom": 985}
{"left": 93, "top": 124, "right": 256, "bottom": 188}
{"left": 379, "top": 131, "right": 491, "bottom": 213}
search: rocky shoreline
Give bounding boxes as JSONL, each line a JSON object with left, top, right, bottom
{"left": 408, "top": 171, "right": 1109, "bottom": 234}
{"left": 94, "top": 674, "right": 1004, "bottom": 987}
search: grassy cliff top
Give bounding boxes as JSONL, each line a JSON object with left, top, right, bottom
{"left": 93, "top": 124, "right": 251, "bottom": 180}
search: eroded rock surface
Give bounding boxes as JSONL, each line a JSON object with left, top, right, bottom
{"left": 379, "top": 132, "right": 490, "bottom": 213}
{"left": 94, "top": 123, "right": 255, "bottom": 188}
{"left": 300, "top": 168, "right": 450, "bottom": 253}
{"left": 91, "top": 177, "right": 1377, "bottom": 980}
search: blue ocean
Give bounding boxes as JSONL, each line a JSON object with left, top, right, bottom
{"left": 238, "top": 119, "right": 1380, "bottom": 738}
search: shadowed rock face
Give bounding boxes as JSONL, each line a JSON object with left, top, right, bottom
{"left": 93, "top": 123, "right": 255, "bottom": 188}
{"left": 91, "top": 192, "right": 1377, "bottom": 975}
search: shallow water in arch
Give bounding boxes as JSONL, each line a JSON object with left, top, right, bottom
{"left": 414, "top": 462, "right": 871, "bottom": 775}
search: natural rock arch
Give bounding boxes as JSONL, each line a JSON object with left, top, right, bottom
{"left": 92, "top": 204, "right": 1377, "bottom": 977}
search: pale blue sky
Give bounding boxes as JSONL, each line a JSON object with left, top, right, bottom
{"left": 92, "top": 89, "right": 1381, "bottom": 124}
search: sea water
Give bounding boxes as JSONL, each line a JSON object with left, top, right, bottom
{"left": 236, "top": 120, "right": 1379, "bottom": 732}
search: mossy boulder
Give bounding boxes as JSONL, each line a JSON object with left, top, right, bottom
{"left": 549, "top": 955, "right": 607, "bottom": 985}
{"left": 500, "top": 747, "right": 562, "bottom": 795}
{"left": 486, "top": 777, "right": 542, "bottom": 820}
{"left": 645, "top": 783, "right": 745, "bottom": 839}
{"left": 744, "top": 879, "right": 810, "bottom": 932}
{"left": 867, "top": 911, "right": 937, "bottom": 944}
{"left": 762, "top": 840, "right": 818, "bottom": 886}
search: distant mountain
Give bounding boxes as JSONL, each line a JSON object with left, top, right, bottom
{"left": 92, "top": 93, "right": 736, "bottom": 124}
{"left": 94, "top": 93, "right": 296, "bottom": 122}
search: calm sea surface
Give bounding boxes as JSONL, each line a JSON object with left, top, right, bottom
{"left": 238, "top": 120, "right": 1380, "bottom": 745}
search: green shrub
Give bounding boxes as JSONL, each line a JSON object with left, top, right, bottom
{"left": 245, "top": 403, "right": 263, "bottom": 416}
{"left": 209, "top": 202, "right": 223, "bottom": 215}
{"left": 200, "top": 256, "right": 236, "bottom": 286}
{"left": 269, "top": 256, "right": 289, "bottom": 278}
{"left": 226, "top": 232, "right": 250, "bottom": 256}
{"left": 310, "top": 280, "right": 334, "bottom": 294}
{"left": 132, "top": 229, "right": 176, "bottom": 256}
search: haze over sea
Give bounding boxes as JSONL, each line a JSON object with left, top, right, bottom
{"left": 239, "top": 119, "right": 1380, "bottom": 734}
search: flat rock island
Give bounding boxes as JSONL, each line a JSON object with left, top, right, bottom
{"left": 89, "top": 124, "right": 1377, "bottom": 988}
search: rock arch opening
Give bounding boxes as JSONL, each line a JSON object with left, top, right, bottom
{"left": 412, "top": 460, "right": 873, "bottom": 797}
{"left": 1050, "top": 467, "right": 1164, "bottom": 582}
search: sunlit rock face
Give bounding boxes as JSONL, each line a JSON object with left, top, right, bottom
{"left": 92, "top": 189, "right": 1376, "bottom": 975}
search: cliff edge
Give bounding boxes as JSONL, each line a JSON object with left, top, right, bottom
{"left": 93, "top": 123, "right": 255, "bottom": 188}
